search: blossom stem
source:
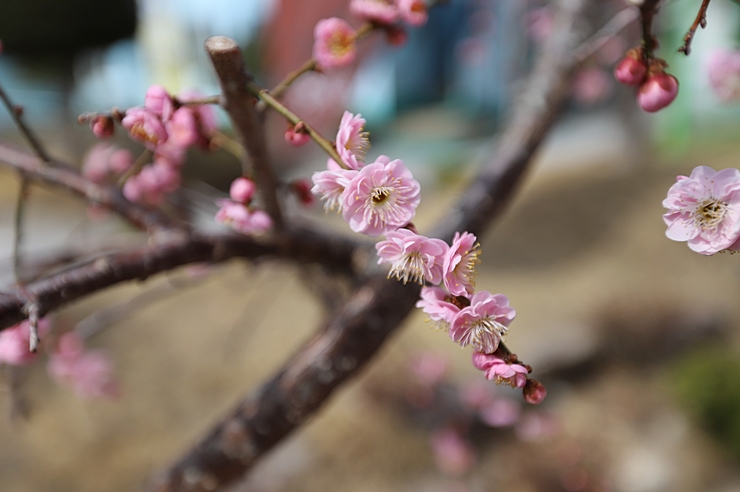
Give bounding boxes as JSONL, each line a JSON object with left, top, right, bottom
{"left": 246, "top": 80, "right": 345, "bottom": 167}
{"left": 117, "top": 149, "right": 152, "bottom": 187}
{"left": 209, "top": 129, "right": 246, "bottom": 162}
{"left": 678, "top": 0, "right": 712, "bottom": 56}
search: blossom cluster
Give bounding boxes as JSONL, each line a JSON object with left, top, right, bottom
{"left": 663, "top": 166, "right": 740, "bottom": 255}
{"left": 313, "top": 0, "right": 428, "bottom": 70}
{"left": 215, "top": 177, "right": 272, "bottom": 235}
{"left": 614, "top": 48, "right": 679, "bottom": 113}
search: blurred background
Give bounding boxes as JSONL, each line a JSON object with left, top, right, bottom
{"left": 3, "top": 0, "right": 740, "bottom": 491}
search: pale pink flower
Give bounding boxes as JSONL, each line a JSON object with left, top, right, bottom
{"left": 155, "top": 141, "right": 187, "bottom": 167}
{"left": 614, "top": 48, "right": 647, "bottom": 86}
{"left": 443, "top": 232, "right": 479, "bottom": 296}
{"left": 342, "top": 157, "right": 421, "bottom": 236}
{"left": 398, "top": 0, "right": 428, "bottom": 26}
{"left": 376, "top": 229, "right": 448, "bottom": 284}
{"left": 311, "top": 159, "right": 358, "bottom": 212}
{"left": 82, "top": 143, "right": 133, "bottom": 184}
{"left": 178, "top": 89, "right": 218, "bottom": 135}
{"left": 121, "top": 108, "right": 168, "bottom": 149}
{"left": 0, "top": 319, "right": 50, "bottom": 366}
{"left": 285, "top": 125, "right": 311, "bottom": 146}
{"left": 144, "top": 84, "right": 174, "bottom": 121}
{"left": 472, "top": 352, "right": 528, "bottom": 388}
{"left": 349, "top": 0, "right": 399, "bottom": 24}
{"left": 47, "top": 332, "right": 118, "bottom": 400}
{"left": 313, "top": 18, "right": 357, "bottom": 70}
{"left": 215, "top": 199, "right": 272, "bottom": 235}
{"left": 663, "top": 166, "right": 740, "bottom": 255}
{"left": 415, "top": 286, "right": 461, "bottom": 331}
{"left": 450, "top": 291, "right": 515, "bottom": 354}
{"left": 479, "top": 398, "right": 521, "bottom": 427}
{"left": 408, "top": 352, "right": 449, "bottom": 386}
{"left": 429, "top": 429, "right": 476, "bottom": 477}
{"left": 166, "top": 107, "right": 199, "bottom": 148}
{"left": 336, "top": 111, "right": 370, "bottom": 169}
{"left": 707, "top": 48, "right": 740, "bottom": 102}
{"left": 90, "top": 115, "right": 115, "bottom": 139}
{"left": 637, "top": 71, "right": 679, "bottom": 113}
{"left": 230, "top": 177, "right": 256, "bottom": 203}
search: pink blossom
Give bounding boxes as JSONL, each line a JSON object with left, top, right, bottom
{"left": 707, "top": 48, "right": 740, "bottom": 102}
{"left": 376, "top": 229, "right": 448, "bottom": 284}
{"left": 663, "top": 166, "right": 740, "bottom": 255}
{"left": 47, "top": 332, "right": 118, "bottom": 399}
{"left": 429, "top": 429, "right": 476, "bottom": 477}
{"left": 449, "top": 291, "right": 515, "bottom": 354}
{"left": 0, "top": 319, "right": 50, "bottom": 366}
{"left": 398, "top": 0, "right": 428, "bottom": 26}
{"left": 82, "top": 143, "right": 133, "bottom": 184}
{"left": 527, "top": 7, "right": 553, "bottom": 44}
{"left": 285, "top": 125, "right": 311, "bottom": 146}
{"left": 167, "top": 107, "right": 199, "bottom": 148}
{"left": 215, "top": 199, "right": 272, "bottom": 235}
{"left": 178, "top": 89, "right": 219, "bottom": 137}
{"left": 443, "top": 232, "right": 479, "bottom": 297}
{"left": 230, "top": 177, "right": 256, "bottom": 203}
{"left": 614, "top": 48, "right": 647, "bottom": 86}
{"left": 90, "top": 115, "right": 115, "bottom": 139}
{"left": 311, "top": 159, "right": 358, "bottom": 212}
{"left": 479, "top": 398, "right": 521, "bottom": 427}
{"left": 349, "top": 0, "right": 399, "bottom": 24}
{"left": 523, "top": 379, "right": 547, "bottom": 405}
{"left": 637, "top": 71, "right": 679, "bottom": 113}
{"left": 313, "top": 18, "right": 357, "bottom": 70}
{"left": 123, "top": 162, "right": 181, "bottom": 206}
{"left": 572, "top": 67, "right": 613, "bottom": 106}
{"left": 121, "top": 108, "right": 168, "bottom": 149}
{"left": 459, "top": 380, "right": 494, "bottom": 410}
{"left": 415, "top": 286, "right": 461, "bottom": 331}
{"left": 408, "top": 352, "right": 449, "bottom": 386}
{"left": 342, "top": 157, "right": 421, "bottom": 236}
{"left": 336, "top": 111, "right": 369, "bottom": 169}
{"left": 472, "top": 352, "right": 528, "bottom": 388}
{"left": 155, "top": 141, "right": 187, "bottom": 167}
{"left": 144, "top": 84, "right": 174, "bottom": 121}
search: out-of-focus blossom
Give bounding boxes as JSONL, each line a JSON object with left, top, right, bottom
{"left": 291, "top": 179, "right": 315, "bottom": 206}
{"left": 47, "top": 332, "right": 118, "bottom": 400}
{"left": 527, "top": 7, "right": 553, "bottom": 44}
{"left": 449, "top": 292, "right": 515, "bottom": 354}
{"left": 178, "top": 89, "right": 219, "bottom": 136}
{"left": 430, "top": 429, "right": 476, "bottom": 477}
{"left": 90, "top": 115, "right": 115, "bottom": 139}
{"left": 398, "top": 0, "right": 428, "bottom": 26}
{"left": 472, "top": 351, "right": 528, "bottom": 388}
{"left": 663, "top": 166, "right": 740, "bottom": 255}
{"left": 479, "top": 398, "right": 521, "bottom": 427}
{"left": 614, "top": 48, "right": 647, "bottom": 86}
{"left": 572, "top": 67, "right": 613, "bottom": 105}
{"left": 229, "top": 177, "right": 256, "bottom": 203}
{"left": 121, "top": 108, "right": 168, "bottom": 149}
{"left": 215, "top": 199, "right": 272, "bottom": 235}
{"left": 82, "top": 143, "right": 133, "bottom": 184}
{"left": 408, "top": 352, "right": 449, "bottom": 386}
{"left": 144, "top": 84, "right": 174, "bottom": 121}
{"left": 443, "top": 232, "right": 479, "bottom": 297}
{"left": 385, "top": 25, "right": 408, "bottom": 46}
{"left": 311, "top": 159, "right": 358, "bottom": 212}
{"left": 336, "top": 111, "right": 369, "bottom": 169}
{"left": 167, "top": 107, "right": 199, "bottom": 148}
{"left": 416, "top": 286, "right": 463, "bottom": 331}
{"left": 516, "top": 411, "right": 560, "bottom": 441}
{"left": 342, "top": 157, "right": 421, "bottom": 236}
{"left": 0, "top": 319, "right": 50, "bottom": 366}
{"left": 459, "top": 380, "right": 493, "bottom": 410}
{"left": 707, "top": 48, "right": 740, "bottom": 102}
{"left": 376, "top": 229, "right": 448, "bottom": 284}
{"left": 350, "top": 0, "right": 399, "bottom": 24}
{"left": 313, "top": 18, "right": 357, "bottom": 69}
{"left": 285, "top": 124, "right": 311, "bottom": 146}
{"left": 523, "top": 378, "right": 547, "bottom": 405}
{"left": 122, "top": 161, "right": 181, "bottom": 206}
{"left": 637, "top": 70, "right": 678, "bottom": 113}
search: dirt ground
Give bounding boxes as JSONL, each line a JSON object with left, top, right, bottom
{"left": 2, "top": 122, "right": 740, "bottom": 492}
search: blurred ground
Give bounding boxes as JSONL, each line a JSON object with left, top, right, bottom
{"left": 2, "top": 111, "right": 740, "bottom": 492}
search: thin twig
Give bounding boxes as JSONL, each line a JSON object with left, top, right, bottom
{"left": 678, "top": 0, "right": 712, "bottom": 55}
{"left": 117, "top": 149, "right": 152, "bottom": 186}
{"left": 0, "top": 80, "right": 51, "bottom": 162}
{"left": 12, "top": 178, "right": 30, "bottom": 283}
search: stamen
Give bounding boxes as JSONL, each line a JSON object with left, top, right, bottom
{"left": 694, "top": 197, "right": 728, "bottom": 230}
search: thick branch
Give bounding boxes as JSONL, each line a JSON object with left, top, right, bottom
{"left": 205, "top": 36, "right": 284, "bottom": 229}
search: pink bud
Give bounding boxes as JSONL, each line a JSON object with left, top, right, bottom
{"left": 385, "top": 26, "right": 408, "bottom": 47}
{"left": 291, "top": 179, "right": 315, "bottom": 206}
{"left": 230, "top": 177, "right": 256, "bottom": 203}
{"left": 90, "top": 115, "right": 115, "bottom": 139}
{"left": 614, "top": 50, "right": 647, "bottom": 86}
{"left": 285, "top": 125, "right": 311, "bottom": 146}
{"left": 144, "top": 85, "right": 174, "bottom": 121}
{"left": 398, "top": 0, "right": 428, "bottom": 26}
{"left": 637, "top": 71, "right": 679, "bottom": 113}
{"left": 523, "top": 378, "right": 547, "bottom": 405}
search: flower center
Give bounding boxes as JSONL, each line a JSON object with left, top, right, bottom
{"left": 694, "top": 197, "right": 728, "bottom": 230}
{"left": 371, "top": 187, "right": 391, "bottom": 204}
{"left": 389, "top": 252, "right": 424, "bottom": 284}
{"left": 469, "top": 316, "right": 508, "bottom": 354}
{"left": 329, "top": 32, "right": 354, "bottom": 57}
{"left": 131, "top": 123, "right": 160, "bottom": 144}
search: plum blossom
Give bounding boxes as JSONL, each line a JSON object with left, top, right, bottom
{"left": 443, "top": 232, "right": 479, "bottom": 296}
{"left": 637, "top": 70, "right": 678, "bottom": 113}
{"left": 479, "top": 398, "right": 521, "bottom": 427}
{"left": 0, "top": 319, "right": 50, "bottom": 366}
{"left": 336, "top": 111, "right": 370, "bottom": 169}
{"left": 230, "top": 177, "right": 256, "bottom": 203}
{"left": 663, "top": 166, "right": 740, "bottom": 255}
{"left": 82, "top": 143, "right": 133, "bottom": 184}
{"left": 90, "top": 115, "right": 115, "bottom": 139}
{"left": 285, "top": 125, "right": 311, "bottom": 146}
{"left": 523, "top": 379, "right": 547, "bottom": 405}
{"left": 167, "top": 107, "right": 199, "bottom": 148}
{"left": 472, "top": 352, "right": 528, "bottom": 388}
{"left": 178, "top": 89, "right": 219, "bottom": 139}
{"left": 349, "top": 0, "right": 399, "bottom": 24}
{"left": 408, "top": 352, "right": 449, "bottom": 387}
{"left": 429, "top": 428, "right": 476, "bottom": 477}
{"left": 123, "top": 161, "right": 181, "bottom": 206}
{"left": 312, "top": 159, "right": 358, "bottom": 212}
{"left": 144, "top": 84, "right": 174, "bottom": 121}
{"left": 614, "top": 48, "right": 647, "bottom": 86}
{"left": 449, "top": 291, "right": 515, "bottom": 354}
{"left": 707, "top": 48, "right": 740, "bottom": 102}
{"left": 121, "top": 108, "right": 168, "bottom": 149}
{"left": 215, "top": 199, "right": 272, "bottom": 235}
{"left": 415, "top": 286, "right": 463, "bottom": 331}
{"left": 376, "top": 229, "right": 448, "bottom": 284}
{"left": 47, "top": 332, "right": 118, "bottom": 399}
{"left": 398, "top": 0, "right": 428, "bottom": 26}
{"left": 342, "top": 157, "right": 420, "bottom": 236}
{"left": 313, "top": 18, "right": 357, "bottom": 69}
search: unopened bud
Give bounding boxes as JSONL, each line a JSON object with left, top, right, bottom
{"left": 291, "top": 179, "right": 315, "bottom": 206}
{"left": 523, "top": 378, "right": 547, "bottom": 405}
{"left": 285, "top": 124, "right": 311, "bottom": 146}
{"left": 637, "top": 71, "right": 679, "bottom": 113}
{"left": 614, "top": 48, "right": 647, "bottom": 86}
{"left": 90, "top": 115, "right": 115, "bottom": 139}
{"left": 229, "top": 177, "right": 256, "bottom": 203}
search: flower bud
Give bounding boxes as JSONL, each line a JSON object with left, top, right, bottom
{"left": 229, "top": 177, "right": 256, "bottom": 203}
{"left": 291, "top": 179, "right": 315, "bottom": 206}
{"left": 614, "top": 48, "right": 647, "bottom": 86}
{"left": 637, "top": 71, "right": 679, "bottom": 113}
{"left": 523, "top": 378, "right": 547, "bottom": 405}
{"left": 285, "top": 124, "right": 311, "bottom": 146}
{"left": 90, "top": 115, "right": 115, "bottom": 139}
